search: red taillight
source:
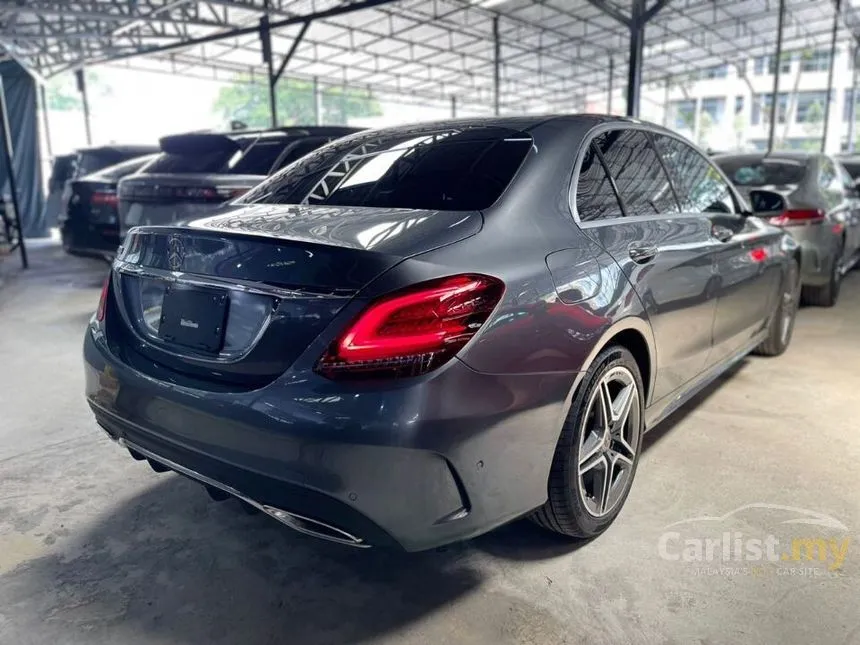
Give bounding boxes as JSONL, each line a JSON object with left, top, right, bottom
{"left": 91, "top": 191, "right": 119, "bottom": 207}
{"left": 96, "top": 276, "right": 110, "bottom": 322}
{"left": 316, "top": 274, "right": 505, "bottom": 379}
{"left": 770, "top": 209, "right": 825, "bottom": 226}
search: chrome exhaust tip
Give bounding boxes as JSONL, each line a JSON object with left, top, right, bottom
{"left": 117, "top": 437, "right": 370, "bottom": 548}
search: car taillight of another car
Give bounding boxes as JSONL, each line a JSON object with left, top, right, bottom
{"left": 96, "top": 276, "right": 110, "bottom": 322}
{"left": 90, "top": 190, "right": 119, "bottom": 208}
{"left": 770, "top": 209, "right": 825, "bottom": 227}
{"left": 316, "top": 274, "right": 505, "bottom": 379}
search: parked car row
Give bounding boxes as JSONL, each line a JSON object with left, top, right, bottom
{"left": 59, "top": 126, "right": 360, "bottom": 260}
{"left": 85, "top": 115, "right": 831, "bottom": 553}
{"left": 713, "top": 151, "right": 860, "bottom": 306}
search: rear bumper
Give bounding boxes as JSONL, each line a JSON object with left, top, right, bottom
{"left": 790, "top": 231, "right": 837, "bottom": 286}
{"left": 83, "top": 328, "right": 575, "bottom": 551}
{"left": 61, "top": 220, "right": 119, "bottom": 259}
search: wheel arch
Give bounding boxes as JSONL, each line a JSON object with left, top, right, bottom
{"left": 556, "top": 317, "right": 657, "bottom": 434}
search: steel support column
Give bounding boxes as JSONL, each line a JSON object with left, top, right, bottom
{"left": 626, "top": 0, "right": 646, "bottom": 117}
{"left": 493, "top": 16, "right": 500, "bottom": 116}
{"left": 313, "top": 76, "right": 321, "bottom": 125}
{"left": 822, "top": 0, "right": 841, "bottom": 153}
{"left": 451, "top": 95, "right": 457, "bottom": 118}
{"left": 75, "top": 68, "right": 92, "bottom": 145}
{"left": 849, "top": 45, "right": 858, "bottom": 153}
{"left": 606, "top": 57, "right": 614, "bottom": 114}
{"left": 768, "top": 0, "right": 786, "bottom": 153}
{"left": 260, "top": 16, "right": 276, "bottom": 128}
{"left": 39, "top": 84, "right": 52, "bottom": 161}
{"left": 0, "top": 78, "right": 27, "bottom": 269}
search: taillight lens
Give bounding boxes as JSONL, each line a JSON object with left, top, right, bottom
{"left": 96, "top": 276, "right": 110, "bottom": 322}
{"left": 90, "top": 191, "right": 119, "bottom": 207}
{"left": 770, "top": 209, "right": 825, "bottom": 226}
{"left": 316, "top": 274, "right": 505, "bottom": 379}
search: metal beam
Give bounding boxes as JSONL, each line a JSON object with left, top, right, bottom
{"left": 582, "top": 0, "right": 630, "bottom": 27}
{"left": 644, "top": 0, "right": 673, "bottom": 23}
{"left": 608, "top": 56, "right": 614, "bottom": 114}
{"left": 75, "top": 68, "right": 92, "bottom": 145}
{"left": 260, "top": 16, "right": 276, "bottom": 128}
{"left": 493, "top": 15, "right": 500, "bottom": 116}
{"left": 627, "top": 0, "right": 646, "bottom": 117}
{"left": 272, "top": 20, "right": 310, "bottom": 85}
{"left": 822, "top": 0, "right": 841, "bottom": 153}
{"left": 768, "top": 0, "right": 786, "bottom": 153}
{"left": 850, "top": 45, "right": 858, "bottom": 153}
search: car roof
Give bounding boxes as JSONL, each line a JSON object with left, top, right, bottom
{"left": 321, "top": 114, "right": 676, "bottom": 139}
{"left": 712, "top": 150, "right": 818, "bottom": 164}
{"left": 76, "top": 144, "right": 160, "bottom": 156}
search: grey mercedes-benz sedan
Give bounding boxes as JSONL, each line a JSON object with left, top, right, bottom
{"left": 714, "top": 151, "right": 860, "bottom": 307}
{"left": 84, "top": 116, "right": 800, "bottom": 551}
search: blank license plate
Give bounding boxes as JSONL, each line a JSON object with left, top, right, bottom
{"left": 158, "top": 285, "right": 229, "bottom": 353}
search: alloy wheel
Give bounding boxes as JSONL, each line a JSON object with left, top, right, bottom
{"left": 577, "top": 366, "right": 641, "bottom": 518}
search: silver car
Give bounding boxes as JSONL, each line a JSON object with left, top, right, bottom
{"left": 715, "top": 152, "right": 860, "bottom": 306}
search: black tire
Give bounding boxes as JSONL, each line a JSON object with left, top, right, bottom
{"left": 530, "top": 346, "right": 644, "bottom": 538}
{"left": 755, "top": 259, "right": 800, "bottom": 357}
{"left": 801, "top": 247, "right": 842, "bottom": 307}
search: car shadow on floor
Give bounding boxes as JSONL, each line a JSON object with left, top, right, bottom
{"left": 2, "top": 477, "right": 482, "bottom": 645}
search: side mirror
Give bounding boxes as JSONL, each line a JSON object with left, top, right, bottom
{"left": 748, "top": 189, "right": 787, "bottom": 215}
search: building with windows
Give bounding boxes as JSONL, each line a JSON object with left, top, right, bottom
{"left": 591, "top": 46, "right": 859, "bottom": 154}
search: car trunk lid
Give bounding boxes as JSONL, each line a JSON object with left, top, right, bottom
{"left": 110, "top": 203, "right": 481, "bottom": 388}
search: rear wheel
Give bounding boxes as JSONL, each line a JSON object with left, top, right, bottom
{"left": 802, "top": 245, "right": 842, "bottom": 307}
{"left": 531, "top": 346, "right": 644, "bottom": 538}
{"left": 755, "top": 260, "right": 799, "bottom": 357}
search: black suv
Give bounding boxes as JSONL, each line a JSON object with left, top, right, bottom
{"left": 117, "top": 126, "right": 361, "bottom": 238}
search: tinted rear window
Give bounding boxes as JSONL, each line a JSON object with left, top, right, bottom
{"left": 715, "top": 157, "right": 807, "bottom": 187}
{"left": 93, "top": 155, "right": 157, "bottom": 181}
{"left": 840, "top": 160, "right": 860, "bottom": 180}
{"left": 144, "top": 149, "right": 237, "bottom": 174}
{"left": 76, "top": 151, "right": 126, "bottom": 177}
{"left": 240, "top": 127, "right": 532, "bottom": 211}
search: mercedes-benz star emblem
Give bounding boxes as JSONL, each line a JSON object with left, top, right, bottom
{"left": 167, "top": 234, "right": 185, "bottom": 272}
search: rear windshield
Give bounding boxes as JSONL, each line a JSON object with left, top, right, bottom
{"left": 93, "top": 155, "right": 157, "bottom": 181}
{"left": 714, "top": 157, "right": 807, "bottom": 187}
{"left": 144, "top": 135, "right": 298, "bottom": 176}
{"left": 239, "top": 127, "right": 533, "bottom": 211}
{"left": 76, "top": 151, "right": 129, "bottom": 177}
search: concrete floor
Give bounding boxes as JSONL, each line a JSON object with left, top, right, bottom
{"left": 1, "top": 244, "right": 859, "bottom": 645}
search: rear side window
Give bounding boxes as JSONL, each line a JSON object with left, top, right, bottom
{"left": 576, "top": 144, "right": 623, "bottom": 221}
{"left": 714, "top": 157, "right": 806, "bottom": 187}
{"left": 594, "top": 130, "right": 678, "bottom": 217}
{"left": 76, "top": 151, "right": 124, "bottom": 177}
{"left": 655, "top": 135, "right": 735, "bottom": 213}
{"left": 96, "top": 155, "right": 156, "bottom": 181}
{"left": 241, "top": 127, "right": 532, "bottom": 211}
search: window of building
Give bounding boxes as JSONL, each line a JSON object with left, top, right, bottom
{"left": 735, "top": 95, "right": 745, "bottom": 114}
{"left": 844, "top": 90, "right": 859, "bottom": 122}
{"left": 753, "top": 54, "right": 792, "bottom": 75}
{"left": 752, "top": 94, "right": 788, "bottom": 125}
{"left": 701, "top": 97, "right": 726, "bottom": 125}
{"left": 795, "top": 92, "right": 828, "bottom": 124}
{"left": 669, "top": 100, "right": 696, "bottom": 130}
{"left": 699, "top": 64, "right": 728, "bottom": 80}
{"left": 800, "top": 49, "right": 832, "bottom": 72}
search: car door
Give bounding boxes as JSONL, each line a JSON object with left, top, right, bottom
{"left": 653, "top": 134, "right": 782, "bottom": 365}
{"left": 835, "top": 159, "right": 860, "bottom": 258}
{"left": 574, "top": 127, "right": 718, "bottom": 403}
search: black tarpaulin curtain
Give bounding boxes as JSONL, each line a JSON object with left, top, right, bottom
{"left": 0, "top": 61, "right": 45, "bottom": 238}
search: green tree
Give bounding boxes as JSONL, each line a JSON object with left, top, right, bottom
{"left": 212, "top": 77, "right": 382, "bottom": 128}
{"left": 45, "top": 70, "right": 112, "bottom": 111}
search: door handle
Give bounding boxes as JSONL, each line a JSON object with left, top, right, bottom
{"left": 712, "top": 224, "right": 734, "bottom": 243}
{"left": 628, "top": 243, "right": 658, "bottom": 264}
